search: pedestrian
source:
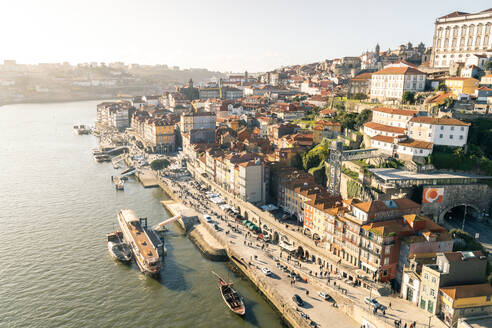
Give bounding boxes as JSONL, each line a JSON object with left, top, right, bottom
{"left": 389, "top": 302, "right": 392, "bottom": 309}
{"left": 383, "top": 310, "right": 385, "bottom": 316}
{"left": 403, "top": 324, "right": 407, "bottom": 328}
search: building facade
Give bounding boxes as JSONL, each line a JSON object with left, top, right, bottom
{"left": 430, "top": 9, "right": 492, "bottom": 69}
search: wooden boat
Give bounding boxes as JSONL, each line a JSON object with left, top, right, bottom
{"left": 107, "top": 231, "right": 132, "bottom": 263}
{"left": 212, "top": 271, "right": 246, "bottom": 316}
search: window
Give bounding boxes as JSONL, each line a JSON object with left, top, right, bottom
{"left": 382, "top": 269, "right": 388, "bottom": 277}
{"left": 430, "top": 289, "right": 436, "bottom": 297}
{"left": 440, "top": 126, "right": 444, "bottom": 130}
{"left": 384, "top": 258, "right": 389, "bottom": 265}
{"left": 461, "top": 126, "right": 464, "bottom": 131}
{"left": 459, "top": 135, "right": 463, "bottom": 140}
{"left": 439, "top": 134, "right": 443, "bottom": 138}
{"left": 420, "top": 299, "right": 426, "bottom": 310}
{"left": 424, "top": 273, "right": 429, "bottom": 280}
{"left": 423, "top": 285, "right": 427, "bottom": 292}
{"left": 451, "top": 126, "right": 454, "bottom": 131}
{"left": 450, "top": 135, "right": 453, "bottom": 139}
{"left": 427, "top": 300, "right": 434, "bottom": 313}
{"left": 432, "top": 277, "right": 436, "bottom": 284}
{"left": 487, "top": 295, "right": 491, "bottom": 302}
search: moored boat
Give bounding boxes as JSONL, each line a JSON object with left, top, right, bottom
{"left": 117, "top": 209, "right": 160, "bottom": 276}
{"left": 73, "top": 124, "right": 91, "bottom": 135}
{"left": 107, "top": 231, "right": 132, "bottom": 263}
{"left": 212, "top": 271, "right": 246, "bottom": 316}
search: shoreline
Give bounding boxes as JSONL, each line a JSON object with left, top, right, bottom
{"left": 0, "top": 95, "right": 115, "bottom": 107}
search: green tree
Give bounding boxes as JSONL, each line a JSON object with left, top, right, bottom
{"left": 150, "top": 158, "right": 170, "bottom": 171}
{"left": 485, "top": 61, "right": 492, "bottom": 71}
{"left": 402, "top": 91, "right": 415, "bottom": 104}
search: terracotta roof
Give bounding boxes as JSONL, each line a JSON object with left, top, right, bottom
{"left": 365, "top": 122, "right": 406, "bottom": 134}
{"left": 409, "top": 116, "right": 470, "bottom": 126}
{"left": 439, "top": 11, "right": 468, "bottom": 19}
{"left": 442, "top": 251, "right": 484, "bottom": 263}
{"left": 351, "top": 73, "right": 373, "bottom": 81}
{"left": 427, "top": 93, "right": 453, "bottom": 104}
{"left": 446, "top": 77, "right": 478, "bottom": 81}
{"left": 372, "top": 107, "right": 418, "bottom": 116}
{"left": 371, "top": 134, "right": 395, "bottom": 144}
{"left": 398, "top": 139, "right": 433, "bottom": 150}
{"left": 440, "top": 283, "right": 492, "bottom": 300}
{"left": 478, "top": 86, "right": 492, "bottom": 91}
{"left": 373, "top": 66, "right": 425, "bottom": 75}
{"left": 353, "top": 198, "right": 419, "bottom": 216}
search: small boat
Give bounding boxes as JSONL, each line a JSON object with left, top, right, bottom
{"left": 113, "top": 177, "right": 124, "bottom": 190}
{"left": 212, "top": 271, "right": 246, "bottom": 316}
{"left": 107, "top": 231, "right": 132, "bottom": 263}
{"left": 73, "top": 124, "right": 91, "bottom": 135}
{"left": 94, "top": 154, "right": 111, "bottom": 162}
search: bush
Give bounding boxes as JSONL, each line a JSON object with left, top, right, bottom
{"left": 450, "top": 229, "right": 487, "bottom": 255}
{"left": 150, "top": 158, "right": 170, "bottom": 171}
{"left": 402, "top": 91, "right": 415, "bottom": 104}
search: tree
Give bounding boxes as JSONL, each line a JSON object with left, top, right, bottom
{"left": 485, "top": 61, "right": 492, "bottom": 72}
{"left": 402, "top": 91, "right": 415, "bottom": 104}
{"left": 150, "top": 158, "right": 170, "bottom": 171}
{"left": 435, "top": 82, "right": 447, "bottom": 92}
{"left": 351, "top": 93, "right": 368, "bottom": 100}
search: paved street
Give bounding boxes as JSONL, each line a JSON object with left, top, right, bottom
{"left": 444, "top": 217, "right": 492, "bottom": 254}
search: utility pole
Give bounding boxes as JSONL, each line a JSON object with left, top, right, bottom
{"left": 428, "top": 315, "right": 432, "bottom": 328}
{"left": 461, "top": 205, "right": 467, "bottom": 231}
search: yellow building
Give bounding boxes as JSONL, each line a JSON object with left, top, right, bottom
{"left": 439, "top": 283, "right": 492, "bottom": 326}
{"left": 444, "top": 77, "right": 479, "bottom": 97}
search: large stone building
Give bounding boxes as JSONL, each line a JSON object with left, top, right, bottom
{"left": 430, "top": 9, "right": 492, "bottom": 69}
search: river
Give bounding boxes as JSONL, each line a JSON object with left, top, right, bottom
{"left": 0, "top": 100, "right": 283, "bottom": 328}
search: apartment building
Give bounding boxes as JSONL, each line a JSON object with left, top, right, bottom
{"left": 419, "top": 251, "right": 487, "bottom": 315}
{"left": 444, "top": 77, "right": 479, "bottom": 97}
{"left": 180, "top": 111, "right": 216, "bottom": 134}
{"left": 95, "top": 101, "right": 132, "bottom": 131}
{"left": 407, "top": 117, "right": 470, "bottom": 147}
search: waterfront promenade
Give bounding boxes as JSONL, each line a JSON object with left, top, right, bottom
{"left": 151, "top": 155, "right": 449, "bottom": 328}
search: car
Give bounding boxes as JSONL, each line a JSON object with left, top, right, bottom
{"left": 203, "top": 215, "right": 212, "bottom": 223}
{"left": 292, "top": 294, "right": 304, "bottom": 306}
{"left": 276, "top": 262, "right": 282, "bottom": 268}
{"left": 364, "top": 297, "right": 386, "bottom": 311}
{"left": 283, "top": 267, "right": 289, "bottom": 273}
{"left": 261, "top": 267, "right": 272, "bottom": 276}
{"left": 318, "top": 291, "right": 332, "bottom": 301}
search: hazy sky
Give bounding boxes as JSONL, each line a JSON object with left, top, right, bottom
{"left": 0, "top": 1, "right": 490, "bottom": 72}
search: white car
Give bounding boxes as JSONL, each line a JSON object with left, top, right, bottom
{"left": 261, "top": 267, "right": 272, "bottom": 276}
{"left": 203, "top": 215, "right": 212, "bottom": 223}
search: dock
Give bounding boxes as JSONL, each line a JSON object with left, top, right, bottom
{"left": 161, "top": 200, "right": 227, "bottom": 260}
{"left": 136, "top": 169, "right": 158, "bottom": 188}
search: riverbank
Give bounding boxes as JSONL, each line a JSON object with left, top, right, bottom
{"left": 161, "top": 199, "right": 227, "bottom": 261}
{"left": 0, "top": 95, "right": 115, "bottom": 107}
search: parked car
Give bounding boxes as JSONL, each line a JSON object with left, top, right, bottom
{"left": 318, "top": 291, "right": 332, "bottom": 301}
{"left": 292, "top": 294, "right": 304, "bottom": 306}
{"left": 261, "top": 267, "right": 272, "bottom": 276}
{"left": 276, "top": 262, "right": 282, "bottom": 268}
{"left": 204, "top": 215, "right": 212, "bottom": 223}
{"left": 364, "top": 297, "right": 386, "bottom": 311}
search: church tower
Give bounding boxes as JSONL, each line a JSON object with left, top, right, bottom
{"left": 188, "top": 78, "right": 193, "bottom": 88}
{"left": 375, "top": 43, "right": 380, "bottom": 57}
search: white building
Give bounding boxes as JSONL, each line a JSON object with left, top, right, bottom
{"left": 430, "top": 9, "right": 492, "bottom": 69}
{"left": 370, "top": 66, "right": 426, "bottom": 102}
{"left": 407, "top": 117, "right": 470, "bottom": 147}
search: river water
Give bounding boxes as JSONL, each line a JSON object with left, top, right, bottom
{"left": 0, "top": 101, "right": 282, "bottom": 328}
